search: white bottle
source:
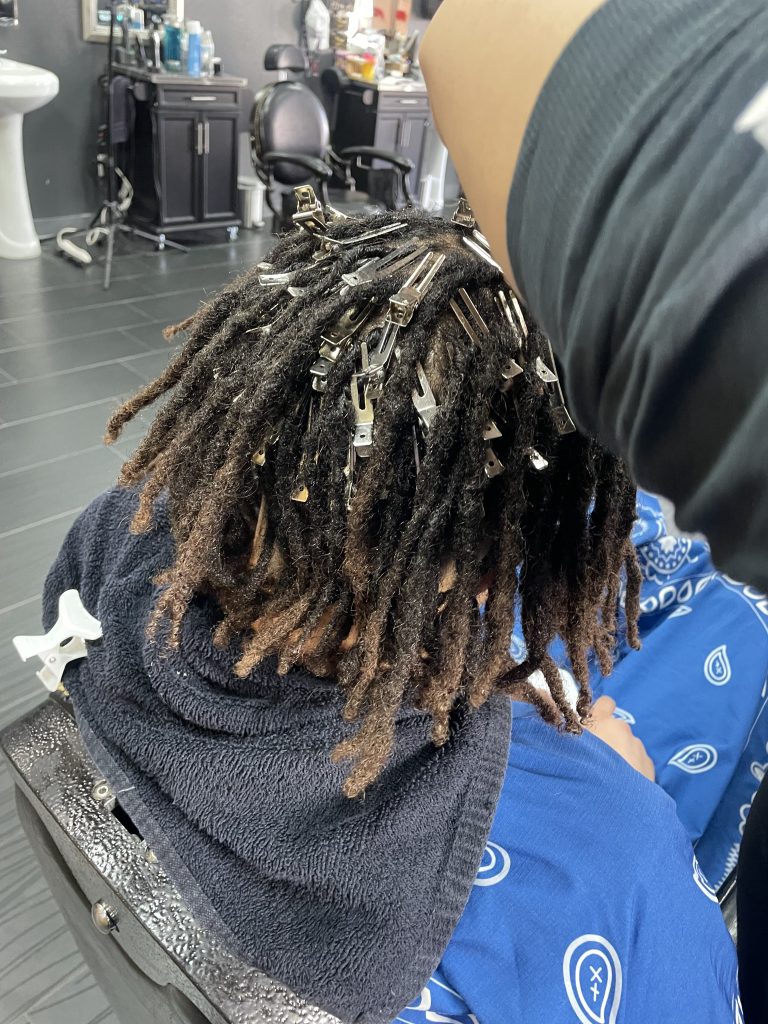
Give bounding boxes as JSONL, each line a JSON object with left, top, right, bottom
{"left": 200, "top": 29, "right": 215, "bottom": 77}
{"left": 186, "top": 19, "right": 202, "bottom": 78}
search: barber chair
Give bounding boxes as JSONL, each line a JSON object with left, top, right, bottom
{"left": 1, "top": 695, "right": 745, "bottom": 1024}
{"left": 0, "top": 698, "right": 339, "bottom": 1024}
{"left": 250, "top": 45, "right": 414, "bottom": 233}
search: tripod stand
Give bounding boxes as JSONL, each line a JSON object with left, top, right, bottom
{"left": 93, "top": 0, "right": 187, "bottom": 290}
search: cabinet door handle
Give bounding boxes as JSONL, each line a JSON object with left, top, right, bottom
{"left": 188, "top": 95, "right": 218, "bottom": 102}
{"left": 196, "top": 122, "right": 204, "bottom": 156}
{"left": 204, "top": 121, "right": 210, "bottom": 155}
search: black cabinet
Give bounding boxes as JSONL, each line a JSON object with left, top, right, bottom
{"left": 156, "top": 111, "right": 198, "bottom": 226}
{"left": 332, "top": 83, "right": 431, "bottom": 196}
{"left": 122, "top": 71, "right": 246, "bottom": 239}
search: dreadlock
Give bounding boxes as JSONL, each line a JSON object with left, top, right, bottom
{"left": 105, "top": 199, "right": 641, "bottom": 798}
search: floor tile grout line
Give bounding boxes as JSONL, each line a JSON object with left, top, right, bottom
{"left": 0, "top": 950, "right": 85, "bottom": 1024}
{"left": 118, "top": 360, "right": 156, "bottom": 384}
{"left": 0, "top": 255, "right": 247, "bottom": 304}
{"left": 0, "top": 692, "right": 46, "bottom": 726}
{"left": 0, "top": 285, "right": 216, "bottom": 329}
{"left": 0, "top": 444, "right": 114, "bottom": 481}
{"left": 0, "top": 325, "right": 166, "bottom": 357}
{"left": 0, "top": 395, "right": 130, "bottom": 430}
{"left": 0, "top": 594, "right": 42, "bottom": 618}
{"left": 105, "top": 445, "right": 129, "bottom": 464}
{"left": 117, "top": 325, "right": 172, "bottom": 352}
{"left": 0, "top": 347, "right": 175, "bottom": 389}
{"left": 21, "top": 962, "right": 92, "bottom": 1016}
{"left": 0, "top": 508, "right": 84, "bottom": 543}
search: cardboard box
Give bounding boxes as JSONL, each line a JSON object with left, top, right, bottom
{"left": 372, "top": 0, "right": 412, "bottom": 35}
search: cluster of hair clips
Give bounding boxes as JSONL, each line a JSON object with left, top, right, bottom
{"left": 252, "top": 187, "right": 576, "bottom": 507}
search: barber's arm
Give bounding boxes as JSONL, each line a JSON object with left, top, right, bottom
{"left": 421, "top": 0, "right": 603, "bottom": 286}
{"left": 422, "top": 0, "right": 768, "bottom": 592}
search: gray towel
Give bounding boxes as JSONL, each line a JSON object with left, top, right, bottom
{"left": 43, "top": 486, "right": 511, "bottom": 1023}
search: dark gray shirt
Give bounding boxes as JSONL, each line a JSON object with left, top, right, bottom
{"left": 509, "top": 0, "right": 768, "bottom": 589}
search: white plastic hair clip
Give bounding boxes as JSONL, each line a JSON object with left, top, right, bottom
{"left": 13, "top": 590, "right": 102, "bottom": 692}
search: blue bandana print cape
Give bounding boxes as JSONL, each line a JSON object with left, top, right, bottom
{"left": 399, "top": 492, "right": 755, "bottom": 1024}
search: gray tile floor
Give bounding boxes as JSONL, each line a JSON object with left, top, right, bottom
{"left": 0, "top": 227, "right": 272, "bottom": 1024}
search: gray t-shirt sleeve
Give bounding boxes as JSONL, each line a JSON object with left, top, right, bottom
{"left": 508, "top": 0, "right": 768, "bottom": 589}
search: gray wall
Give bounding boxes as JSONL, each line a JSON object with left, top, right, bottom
{"left": 3, "top": 0, "right": 298, "bottom": 221}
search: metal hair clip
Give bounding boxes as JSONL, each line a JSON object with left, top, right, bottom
{"left": 483, "top": 420, "right": 502, "bottom": 441}
{"left": 310, "top": 301, "right": 377, "bottom": 392}
{"left": 326, "top": 204, "right": 349, "bottom": 223}
{"left": 351, "top": 373, "right": 374, "bottom": 457}
{"left": 292, "top": 185, "right": 327, "bottom": 236}
{"left": 291, "top": 399, "right": 317, "bottom": 502}
{"left": 287, "top": 286, "right": 307, "bottom": 298}
{"left": 341, "top": 242, "right": 426, "bottom": 288}
{"left": 511, "top": 295, "right": 528, "bottom": 338}
{"left": 388, "top": 251, "right": 446, "bottom": 327}
{"left": 412, "top": 362, "right": 438, "bottom": 431}
{"left": 365, "top": 252, "right": 446, "bottom": 382}
{"left": 259, "top": 271, "right": 293, "bottom": 288}
{"left": 450, "top": 287, "right": 489, "bottom": 348}
{"left": 500, "top": 358, "right": 524, "bottom": 391}
{"left": 534, "top": 356, "right": 559, "bottom": 385}
{"left": 495, "top": 290, "right": 528, "bottom": 350}
{"left": 528, "top": 448, "right": 549, "bottom": 471}
{"left": 451, "top": 196, "right": 477, "bottom": 231}
{"left": 484, "top": 448, "right": 505, "bottom": 478}
{"left": 343, "top": 440, "right": 357, "bottom": 509}
{"left": 542, "top": 339, "right": 576, "bottom": 435}
{"left": 472, "top": 229, "right": 492, "bottom": 251}
{"left": 320, "top": 221, "right": 408, "bottom": 255}
{"left": 463, "top": 235, "right": 503, "bottom": 272}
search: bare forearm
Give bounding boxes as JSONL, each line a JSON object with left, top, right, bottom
{"left": 424, "top": 0, "right": 768, "bottom": 592}
{"left": 421, "top": 0, "right": 605, "bottom": 283}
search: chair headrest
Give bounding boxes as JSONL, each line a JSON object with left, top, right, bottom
{"left": 320, "top": 66, "right": 347, "bottom": 96}
{"left": 265, "top": 44, "right": 308, "bottom": 74}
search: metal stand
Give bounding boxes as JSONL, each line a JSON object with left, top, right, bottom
{"left": 93, "top": 0, "right": 188, "bottom": 290}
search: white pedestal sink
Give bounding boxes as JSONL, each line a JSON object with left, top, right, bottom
{"left": 0, "top": 57, "right": 59, "bottom": 260}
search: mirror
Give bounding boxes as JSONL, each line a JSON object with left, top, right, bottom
{"left": 81, "top": 0, "right": 183, "bottom": 43}
{"left": 0, "top": 0, "right": 18, "bottom": 28}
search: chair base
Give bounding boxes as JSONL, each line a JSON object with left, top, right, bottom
{"left": 0, "top": 699, "right": 339, "bottom": 1024}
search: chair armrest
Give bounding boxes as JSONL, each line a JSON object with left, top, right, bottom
{"left": 337, "top": 146, "right": 415, "bottom": 173}
{"left": 260, "top": 152, "right": 333, "bottom": 180}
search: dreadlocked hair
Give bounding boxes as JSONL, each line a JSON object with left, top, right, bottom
{"left": 105, "top": 206, "right": 641, "bottom": 798}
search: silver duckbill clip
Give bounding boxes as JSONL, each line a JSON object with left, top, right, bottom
{"left": 292, "top": 185, "right": 327, "bottom": 236}
{"left": 351, "top": 373, "right": 375, "bottom": 457}
{"left": 366, "top": 251, "right": 446, "bottom": 382}
{"left": 310, "top": 300, "right": 377, "bottom": 393}
{"left": 451, "top": 196, "right": 477, "bottom": 231}
{"left": 412, "top": 362, "right": 438, "bottom": 432}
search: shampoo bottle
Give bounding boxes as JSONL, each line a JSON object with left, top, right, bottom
{"left": 186, "top": 20, "right": 202, "bottom": 77}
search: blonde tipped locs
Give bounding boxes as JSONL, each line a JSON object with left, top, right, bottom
{"left": 105, "top": 200, "right": 641, "bottom": 797}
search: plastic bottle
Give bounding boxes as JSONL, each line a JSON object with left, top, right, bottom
{"left": 163, "top": 16, "right": 182, "bottom": 72}
{"left": 186, "top": 20, "right": 202, "bottom": 78}
{"left": 200, "top": 29, "right": 215, "bottom": 77}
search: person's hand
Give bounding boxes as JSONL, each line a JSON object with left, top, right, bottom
{"left": 585, "top": 696, "right": 656, "bottom": 782}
